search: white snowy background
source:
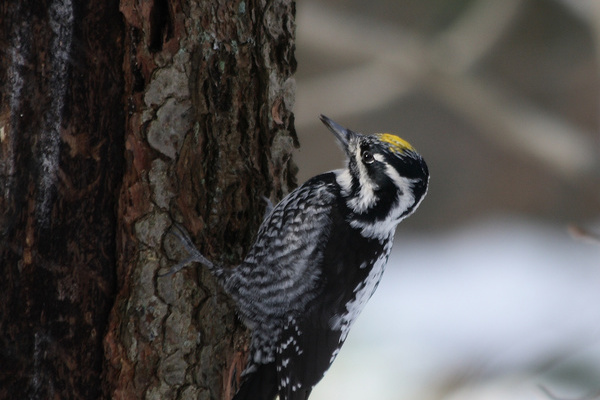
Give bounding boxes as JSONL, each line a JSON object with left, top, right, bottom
{"left": 312, "top": 218, "right": 600, "bottom": 400}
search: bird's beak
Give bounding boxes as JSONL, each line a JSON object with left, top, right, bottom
{"left": 320, "top": 115, "right": 355, "bottom": 155}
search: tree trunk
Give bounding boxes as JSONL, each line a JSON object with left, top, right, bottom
{"left": 0, "top": 0, "right": 297, "bottom": 399}
{"left": 0, "top": 1, "right": 125, "bottom": 399}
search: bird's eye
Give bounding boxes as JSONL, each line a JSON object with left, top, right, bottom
{"left": 362, "top": 150, "right": 374, "bottom": 164}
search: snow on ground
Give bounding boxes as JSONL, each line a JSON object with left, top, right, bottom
{"left": 311, "top": 216, "right": 600, "bottom": 400}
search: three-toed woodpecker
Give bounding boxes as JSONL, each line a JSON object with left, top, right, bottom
{"left": 164, "top": 115, "right": 429, "bottom": 400}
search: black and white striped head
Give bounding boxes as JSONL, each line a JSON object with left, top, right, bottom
{"left": 320, "top": 115, "right": 429, "bottom": 239}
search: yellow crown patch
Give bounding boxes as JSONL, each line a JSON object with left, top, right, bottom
{"left": 377, "top": 133, "right": 415, "bottom": 154}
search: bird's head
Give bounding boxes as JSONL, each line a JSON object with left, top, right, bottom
{"left": 320, "top": 115, "right": 429, "bottom": 239}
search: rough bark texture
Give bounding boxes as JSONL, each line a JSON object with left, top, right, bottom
{"left": 0, "top": 0, "right": 296, "bottom": 399}
{"left": 0, "top": 1, "right": 125, "bottom": 399}
{"left": 103, "top": 1, "right": 297, "bottom": 400}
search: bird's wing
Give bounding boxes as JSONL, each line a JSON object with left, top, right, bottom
{"left": 224, "top": 173, "right": 339, "bottom": 321}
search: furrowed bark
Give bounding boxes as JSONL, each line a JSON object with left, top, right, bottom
{"left": 0, "top": 1, "right": 125, "bottom": 398}
{"left": 0, "top": 1, "right": 296, "bottom": 399}
{"left": 104, "top": 1, "right": 297, "bottom": 399}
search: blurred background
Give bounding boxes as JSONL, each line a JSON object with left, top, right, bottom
{"left": 291, "top": 0, "right": 600, "bottom": 399}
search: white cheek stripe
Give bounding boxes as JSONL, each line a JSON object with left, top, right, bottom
{"left": 336, "top": 151, "right": 423, "bottom": 241}
{"left": 385, "top": 164, "right": 414, "bottom": 204}
{"left": 350, "top": 165, "right": 417, "bottom": 241}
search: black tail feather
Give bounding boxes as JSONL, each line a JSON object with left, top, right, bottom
{"left": 233, "top": 363, "right": 278, "bottom": 400}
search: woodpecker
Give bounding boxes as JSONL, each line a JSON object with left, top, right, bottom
{"left": 163, "top": 115, "right": 429, "bottom": 400}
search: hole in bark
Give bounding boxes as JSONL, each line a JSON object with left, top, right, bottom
{"left": 132, "top": 62, "right": 145, "bottom": 92}
{"left": 148, "top": 0, "right": 173, "bottom": 53}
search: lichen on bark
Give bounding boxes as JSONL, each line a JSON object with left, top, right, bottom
{"left": 104, "top": 1, "right": 298, "bottom": 399}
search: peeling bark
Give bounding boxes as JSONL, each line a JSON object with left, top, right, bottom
{"left": 104, "top": 1, "right": 297, "bottom": 399}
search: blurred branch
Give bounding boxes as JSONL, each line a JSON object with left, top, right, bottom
{"left": 431, "top": 0, "right": 524, "bottom": 74}
{"left": 297, "top": 61, "right": 414, "bottom": 123}
{"left": 559, "top": 0, "right": 600, "bottom": 138}
{"left": 568, "top": 225, "right": 600, "bottom": 245}
{"left": 423, "top": 69, "right": 598, "bottom": 179}
{"left": 296, "top": 3, "right": 424, "bottom": 126}
{"left": 558, "top": 0, "right": 600, "bottom": 45}
{"left": 297, "top": 0, "right": 600, "bottom": 180}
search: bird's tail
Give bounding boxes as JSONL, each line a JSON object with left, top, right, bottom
{"left": 232, "top": 362, "right": 278, "bottom": 400}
